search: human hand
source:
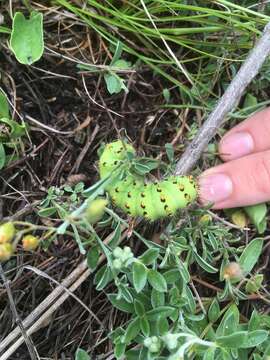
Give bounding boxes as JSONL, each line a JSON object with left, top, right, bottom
{"left": 199, "top": 107, "right": 270, "bottom": 209}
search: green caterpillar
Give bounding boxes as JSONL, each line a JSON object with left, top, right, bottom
{"left": 99, "top": 140, "right": 198, "bottom": 220}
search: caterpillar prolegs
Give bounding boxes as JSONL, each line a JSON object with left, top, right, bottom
{"left": 99, "top": 140, "right": 198, "bottom": 221}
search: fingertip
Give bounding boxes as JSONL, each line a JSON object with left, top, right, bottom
{"left": 218, "top": 131, "right": 254, "bottom": 161}
{"left": 198, "top": 172, "right": 233, "bottom": 207}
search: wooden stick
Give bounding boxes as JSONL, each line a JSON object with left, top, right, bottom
{"left": 0, "top": 262, "right": 93, "bottom": 360}
{"left": 0, "top": 264, "right": 38, "bottom": 360}
{"left": 175, "top": 22, "right": 270, "bottom": 175}
{"left": 0, "top": 259, "right": 88, "bottom": 355}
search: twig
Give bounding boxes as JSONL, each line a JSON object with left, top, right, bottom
{"left": 23, "top": 264, "right": 104, "bottom": 328}
{"left": 0, "top": 259, "right": 89, "bottom": 355}
{"left": 0, "top": 263, "right": 92, "bottom": 360}
{"left": 175, "top": 22, "right": 270, "bottom": 175}
{"left": 70, "top": 123, "right": 100, "bottom": 174}
{"left": 0, "top": 264, "right": 38, "bottom": 360}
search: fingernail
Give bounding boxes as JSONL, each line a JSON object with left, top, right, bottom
{"left": 199, "top": 173, "right": 233, "bottom": 204}
{"left": 220, "top": 131, "right": 254, "bottom": 159}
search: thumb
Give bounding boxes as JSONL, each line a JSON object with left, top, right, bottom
{"left": 199, "top": 150, "right": 270, "bottom": 209}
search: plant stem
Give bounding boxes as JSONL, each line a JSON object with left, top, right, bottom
{"left": 175, "top": 21, "right": 270, "bottom": 175}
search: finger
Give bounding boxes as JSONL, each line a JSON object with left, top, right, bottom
{"left": 219, "top": 107, "right": 270, "bottom": 161}
{"left": 199, "top": 150, "right": 270, "bottom": 209}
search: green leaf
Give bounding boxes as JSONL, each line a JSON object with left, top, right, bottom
{"left": 192, "top": 250, "right": 218, "bottom": 273}
{"left": 133, "top": 262, "right": 147, "bottom": 293}
{"left": 113, "top": 59, "right": 131, "bottom": 69}
{"left": 118, "top": 284, "right": 133, "bottom": 303}
{"left": 163, "top": 269, "right": 181, "bottom": 284}
{"left": 245, "top": 274, "right": 264, "bottom": 294}
{"left": 216, "top": 305, "right": 239, "bottom": 337}
{"left": 243, "top": 93, "right": 258, "bottom": 108}
{"left": 184, "top": 285, "right": 196, "bottom": 314}
{"left": 151, "top": 288, "right": 165, "bottom": 308}
{"left": 216, "top": 331, "right": 248, "bottom": 348}
{"left": 104, "top": 73, "right": 122, "bottom": 94}
{"left": 203, "top": 347, "right": 216, "bottom": 360}
{"left": 185, "top": 312, "right": 205, "bottom": 322}
{"left": 147, "top": 270, "right": 167, "bottom": 292}
{"left": 110, "top": 41, "right": 123, "bottom": 65}
{"left": 208, "top": 298, "right": 220, "bottom": 323}
{"left": 240, "top": 330, "right": 268, "bottom": 348}
{"left": 0, "top": 90, "right": 9, "bottom": 118}
{"left": 220, "top": 348, "right": 233, "bottom": 360}
{"left": 125, "top": 349, "right": 142, "bottom": 360}
{"left": 133, "top": 159, "right": 159, "bottom": 175}
{"left": 244, "top": 203, "right": 267, "bottom": 234}
{"left": 0, "top": 143, "right": 6, "bottom": 169}
{"left": 165, "top": 143, "right": 174, "bottom": 162}
{"left": 87, "top": 245, "right": 100, "bottom": 270}
{"left": 178, "top": 259, "right": 190, "bottom": 282}
{"left": 94, "top": 266, "right": 113, "bottom": 290}
{"left": 139, "top": 248, "right": 160, "bottom": 265}
{"left": 114, "top": 343, "right": 126, "bottom": 359}
{"left": 146, "top": 306, "right": 175, "bottom": 321}
{"left": 75, "top": 348, "right": 91, "bottom": 360}
{"left": 10, "top": 12, "right": 44, "bottom": 65}
{"left": 108, "top": 294, "right": 134, "bottom": 313}
{"left": 169, "top": 286, "right": 182, "bottom": 306}
{"left": 108, "top": 221, "right": 121, "bottom": 248}
{"left": 265, "top": 343, "right": 270, "bottom": 356}
{"left": 163, "top": 88, "right": 171, "bottom": 103}
{"left": 248, "top": 310, "right": 260, "bottom": 331}
{"left": 242, "top": 93, "right": 258, "bottom": 115}
{"left": 134, "top": 299, "right": 145, "bottom": 318}
{"left": 239, "top": 238, "right": 264, "bottom": 274}
{"left": 0, "top": 118, "right": 27, "bottom": 141}
{"left": 123, "top": 317, "right": 140, "bottom": 343}
{"left": 261, "top": 314, "right": 270, "bottom": 329}
{"left": 37, "top": 207, "right": 57, "bottom": 217}
{"left": 156, "top": 316, "right": 169, "bottom": 335}
{"left": 140, "top": 316, "right": 150, "bottom": 337}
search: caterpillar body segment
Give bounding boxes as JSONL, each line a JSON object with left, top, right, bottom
{"left": 98, "top": 140, "right": 198, "bottom": 220}
{"left": 110, "top": 175, "right": 144, "bottom": 217}
{"left": 99, "top": 140, "right": 135, "bottom": 179}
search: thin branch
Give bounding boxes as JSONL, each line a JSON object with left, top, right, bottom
{"left": 0, "top": 264, "right": 38, "bottom": 360}
{"left": 175, "top": 22, "right": 270, "bottom": 175}
{"left": 0, "top": 259, "right": 89, "bottom": 355}
{"left": 0, "top": 263, "right": 91, "bottom": 360}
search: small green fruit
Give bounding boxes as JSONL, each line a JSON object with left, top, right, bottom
{"left": 22, "top": 235, "right": 39, "bottom": 251}
{"left": 231, "top": 210, "right": 248, "bottom": 228}
{"left": 112, "top": 258, "right": 122, "bottom": 270}
{"left": 0, "top": 243, "right": 14, "bottom": 261}
{"left": 144, "top": 336, "right": 161, "bottom": 353}
{"left": 199, "top": 214, "right": 212, "bottom": 225}
{"left": 0, "top": 222, "right": 15, "bottom": 244}
{"left": 113, "top": 247, "right": 123, "bottom": 258}
{"left": 85, "top": 198, "right": 108, "bottom": 224}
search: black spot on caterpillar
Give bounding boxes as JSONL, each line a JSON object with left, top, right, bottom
{"left": 99, "top": 140, "right": 197, "bottom": 220}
